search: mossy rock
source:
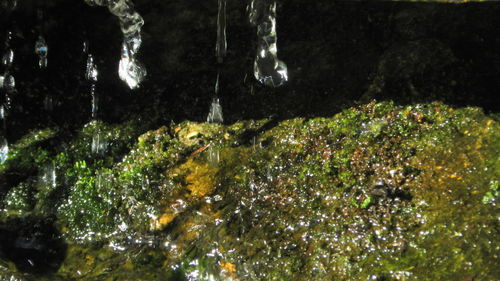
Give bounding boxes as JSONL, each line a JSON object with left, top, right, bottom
{"left": 0, "top": 102, "right": 498, "bottom": 280}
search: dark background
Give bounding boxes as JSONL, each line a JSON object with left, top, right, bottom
{"left": 1, "top": 0, "right": 500, "bottom": 141}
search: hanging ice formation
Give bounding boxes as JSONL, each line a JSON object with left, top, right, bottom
{"left": 84, "top": 0, "right": 146, "bottom": 89}
{"left": 248, "top": 0, "right": 288, "bottom": 87}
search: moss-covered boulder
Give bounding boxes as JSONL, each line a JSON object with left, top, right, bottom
{"left": 0, "top": 102, "right": 498, "bottom": 280}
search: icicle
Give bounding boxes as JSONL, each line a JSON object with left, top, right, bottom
{"left": 216, "top": 0, "right": 227, "bottom": 63}
{"left": 84, "top": 0, "right": 146, "bottom": 89}
{"left": 35, "top": 35, "right": 48, "bottom": 69}
{"left": 248, "top": 0, "right": 288, "bottom": 87}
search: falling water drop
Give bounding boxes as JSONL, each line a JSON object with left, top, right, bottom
{"left": 39, "top": 162, "right": 56, "bottom": 190}
{"left": 0, "top": 136, "right": 8, "bottom": 164}
{"left": 86, "top": 54, "right": 99, "bottom": 82}
{"left": 248, "top": 0, "right": 288, "bottom": 87}
{"left": 91, "top": 130, "right": 107, "bottom": 155}
{"left": 118, "top": 42, "right": 146, "bottom": 89}
{"left": 216, "top": 0, "right": 227, "bottom": 63}
{"left": 35, "top": 36, "right": 48, "bottom": 68}
{"left": 91, "top": 84, "right": 99, "bottom": 119}
{"left": 0, "top": 105, "right": 4, "bottom": 121}
{"left": 0, "top": 74, "right": 16, "bottom": 94}
{"left": 43, "top": 95, "right": 53, "bottom": 112}
{"left": 207, "top": 98, "right": 224, "bottom": 124}
{"left": 2, "top": 49, "right": 14, "bottom": 67}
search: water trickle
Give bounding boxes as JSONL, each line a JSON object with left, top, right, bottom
{"left": 91, "top": 129, "right": 107, "bottom": 155}
{"left": 86, "top": 53, "right": 99, "bottom": 82}
{"left": 248, "top": 0, "right": 288, "bottom": 87}
{"left": 35, "top": 36, "right": 48, "bottom": 69}
{"left": 91, "top": 84, "right": 99, "bottom": 119}
{"left": 216, "top": 0, "right": 227, "bottom": 63}
{"left": 84, "top": 0, "right": 146, "bottom": 89}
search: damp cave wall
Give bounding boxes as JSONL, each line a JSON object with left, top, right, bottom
{"left": 1, "top": 0, "right": 500, "bottom": 142}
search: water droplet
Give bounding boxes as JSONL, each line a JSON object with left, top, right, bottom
{"left": 35, "top": 36, "right": 48, "bottom": 68}
{"left": 86, "top": 54, "right": 99, "bottom": 82}
{"left": 0, "top": 74, "right": 16, "bottom": 93}
{"left": 207, "top": 97, "right": 224, "bottom": 124}
{"left": 0, "top": 136, "right": 8, "bottom": 164}
{"left": 216, "top": 0, "right": 227, "bottom": 63}
{"left": 119, "top": 43, "right": 146, "bottom": 89}
{"left": 44, "top": 95, "right": 54, "bottom": 112}
{"left": 2, "top": 49, "right": 14, "bottom": 67}
{"left": 249, "top": 0, "right": 288, "bottom": 87}
{"left": 39, "top": 162, "right": 56, "bottom": 190}
{"left": 91, "top": 84, "right": 99, "bottom": 119}
{"left": 83, "top": 40, "right": 89, "bottom": 54}
{"left": 92, "top": 131, "right": 107, "bottom": 155}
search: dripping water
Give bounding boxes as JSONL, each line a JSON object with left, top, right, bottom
{"left": 207, "top": 73, "right": 224, "bottom": 124}
{"left": 83, "top": 41, "right": 106, "bottom": 155}
{"left": 36, "top": 8, "right": 53, "bottom": 114}
{"left": 216, "top": 0, "right": 227, "bottom": 63}
{"left": 91, "top": 84, "right": 99, "bottom": 119}
{"left": 206, "top": 73, "right": 223, "bottom": 164}
{"left": 85, "top": 0, "right": 146, "bottom": 89}
{"left": 35, "top": 36, "right": 48, "bottom": 69}
{"left": 248, "top": 0, "right": 288, "bottom": 87}
{"left": 1, "top": 28, "right": 16, "bottom": 163}
{"left": 39, "top": 161, "right": 56, "bottom": 190}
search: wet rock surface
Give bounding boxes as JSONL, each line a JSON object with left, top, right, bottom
{"left": 1, "top": 102, "right": 498, "bottom": 280}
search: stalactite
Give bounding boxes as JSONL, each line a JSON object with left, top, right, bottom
{"left": 248, "top": 0, "right": 288, "bottom": 87}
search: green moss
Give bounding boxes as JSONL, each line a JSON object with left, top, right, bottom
{"left": 2, "top": 102, "right": 498, "bottom": 280}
